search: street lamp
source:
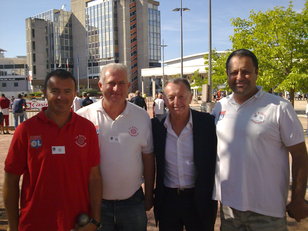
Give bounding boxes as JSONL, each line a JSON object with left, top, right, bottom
{"left": 207, "top": 0, "right": 212, "bottom": 103}
{"left": 158, "top": 40, "right": 168, "bottom": 87}
{"left": 173, "top": 0, "right": 190, "bottom": 78}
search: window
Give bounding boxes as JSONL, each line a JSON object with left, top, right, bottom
{"left": 14, "top": 82, "right": 19, "bottom": 87}
{"left": 33, "top": 66, "right": 36, "bottom": 75}
{"left": 2, "top": 83, "right": 6, "bottom": 87}
{"left": 32, "top": 53, "right": 36, "bottom": 62}
{"left": 32, "top": 41, "right": 35, "bottom": 50}
{"left": 32, "top": 29, "right": 35, "bottom": 38}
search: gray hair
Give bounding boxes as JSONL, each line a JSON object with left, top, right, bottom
{"left": 100, "top": 63, "right": 129, "bottom": 83}
{"left": 165, "top": 78, "right": 191, "bottom": 92}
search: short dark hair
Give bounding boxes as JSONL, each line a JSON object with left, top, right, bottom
{"left": 226, "top": 49, "right": 259, "bottom": 73}
{"left": 1, "top": 94, "right": 5, "bottom": 97}
{"left": 165, "top": 78, "right": 191, "bottom": 92}
{"left": 44, "top": 69, "right": 76, "bottom": 90}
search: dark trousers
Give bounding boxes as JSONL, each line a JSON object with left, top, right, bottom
{"left": 159, "top": 187, "right": 202, "bottom": 231}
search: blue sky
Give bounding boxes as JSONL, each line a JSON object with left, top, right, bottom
{"left": 0, "top": 0, "right": 306, "bottom": 60}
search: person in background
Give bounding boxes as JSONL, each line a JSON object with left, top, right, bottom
{"left": 77, "top": 63, "right": 154, "bottom": 231}
{"left": 0, "top": 94, "right": 11, "bottom": 134}
{"left": 212, "top": 49, "right": 308, "bottom": 231}
{"left": 130, "top": 90, "right": 147, "bottom": 110}
{"left": 73, "top": 93, "right": 83, "bottom": 112}
{"left": 82, "top": 92, "right": 94, "bottom": 107}
{"left": 153, "top": 93, "right": 165, "bottom": 121}
{"left": 12, "top": 94, "right": 26, "bottom": 128}
{"left": 3, "top": 69, "right": 102, "bottom": 231}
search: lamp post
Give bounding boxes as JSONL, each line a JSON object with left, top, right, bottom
{"left": 159, "top": 40, "right": 168, "bottom": 88}
{"left": 207, "top": 0, "right": 212, "bottom": 103}
{"left": 173, "top": 0, "right": 190, "bottom": 78}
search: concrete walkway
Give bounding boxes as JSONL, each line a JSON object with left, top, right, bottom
{"left": 0, "top": 100, "right": 307, "bottom": 230}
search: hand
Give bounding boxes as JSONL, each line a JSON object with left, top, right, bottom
{"left": 287, "top": 199, "right": 308, "bottom": 222}
{"left": 144, "top": 195, "right": 154, "bottom": 211}
{"left": 75, "top": 223, "right": 98, "bottom": 231}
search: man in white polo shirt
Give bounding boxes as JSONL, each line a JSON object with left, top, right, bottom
{"left": 212, "top": 49, "right": 308, "bottom": 231}
{"left": 77, "top": 63, "right": 154, "bottom": 231}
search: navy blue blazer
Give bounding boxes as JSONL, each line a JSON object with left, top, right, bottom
{"left": 151, "top": 109, "right": 218, "bottom": 231}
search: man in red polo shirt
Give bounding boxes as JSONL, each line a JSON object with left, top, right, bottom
{"left": 3, "top": 69, "right": 102, "bottom": 231}
{"left": 0, "top": 93, "right": 10, "bottom": 134}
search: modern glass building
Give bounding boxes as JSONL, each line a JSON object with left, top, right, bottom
{"left": 71, "top": 0, "right": 161, "bottom": 92}
{"left": 26, "top": 9, "right": 73, "bottom": 87}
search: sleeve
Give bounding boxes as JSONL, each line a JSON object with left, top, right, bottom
{"left": 4, "top": 124, "right": 28, "bottom": 175}
{"left": 211, "top": 102, "right": 221, "bottom": 124}
{"left": 87, "top": 122, "right": 100, "bottom": 167}
{"left": 279, "top": 101, "right": 305, "bottom": 147}
{"left": 141, "top": 116, "right": 153, "bottom": 154}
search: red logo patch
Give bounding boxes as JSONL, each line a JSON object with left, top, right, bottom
{"left": 75, "top": 135, "right": 87, "bottom": 147}
{"left": 128, "top": 126, "right": 139, "bottom": 136}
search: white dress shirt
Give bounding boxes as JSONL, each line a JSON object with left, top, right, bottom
{"left": 163, "top": 111, "right": 195, "bottom": 188}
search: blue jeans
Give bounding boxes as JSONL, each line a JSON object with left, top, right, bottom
{"left": 100, "top": 187, "right": 147, "bottom": 231}
{"left": 13, "top": 113, "right": 24, "bottom": 128}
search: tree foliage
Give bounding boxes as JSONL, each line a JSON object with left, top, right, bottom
{"left": 209, "top": 1, "right": 308, "bottom": 104}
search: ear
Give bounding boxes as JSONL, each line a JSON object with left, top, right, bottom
{"left": 98, "top": 81, "right": 103, "bottom": 92}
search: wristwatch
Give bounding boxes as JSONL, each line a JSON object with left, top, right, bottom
{"left": 89, "top": 218, "right": 101, "bottom": 228}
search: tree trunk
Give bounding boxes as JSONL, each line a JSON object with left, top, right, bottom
{"left": 289, "top": 88, "right": 295, "bottom": 107}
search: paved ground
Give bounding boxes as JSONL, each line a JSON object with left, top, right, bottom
{"left": 0, "top": 100, "right": 307, "bottom": 230}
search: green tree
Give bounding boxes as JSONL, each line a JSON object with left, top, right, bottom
{"left": 230, "top": 1, "right": 308, "bottom": 105}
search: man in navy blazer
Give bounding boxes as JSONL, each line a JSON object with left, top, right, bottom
{"left": 152, "top": 78, "right": 217, "bottom": 231}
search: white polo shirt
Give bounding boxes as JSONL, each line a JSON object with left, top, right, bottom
{"left": 212, "top": 88, "right": 304, "bottom": 218}
{"left": 77, "top": 100, "right": 153, "bottom": 200}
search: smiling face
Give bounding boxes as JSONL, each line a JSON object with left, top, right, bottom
{"left": 45, "top": 76, "right": 76, "bottom": 114}
{"left": 98, "top": 68, "right": 130, "bottom": 105}
{"left": 164, "top": 81, "right": 192, "bottom": 118}
{"left": 227, "top": 55, "right": 258, "bottom": 103}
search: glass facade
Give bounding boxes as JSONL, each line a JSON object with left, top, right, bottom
{"left": 148, "top": 3, "right": 161, "bottom": 63}
{"left": 86, "top": 0, "right": 117, "bottom": 78}
{"left": 33, "top": 10, "right": 73, "bottom": 70}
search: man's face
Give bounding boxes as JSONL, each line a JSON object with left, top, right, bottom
{"left": 98, "top": 68, "right": 130, "bottom": 104}
{"left": 45, "top": 76, "right": 76, "bottom": 114}
{"left": 227, "top": 56, "right": 258, "bottom": 99}
{"left": 164, "top": 82, "right": 192, "bottom": 117}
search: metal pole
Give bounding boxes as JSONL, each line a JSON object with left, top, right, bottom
{"left": 208, "top": 0, "right": 212, "bottom": 102}
{"left": 180, "top": 0, "right": 183, "bottom": 78}
{"left": 77, "top": 57, "right": 80, "bottom": 93}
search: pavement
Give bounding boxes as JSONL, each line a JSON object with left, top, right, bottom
{"left": 0, "top": 100, "right": 307, "bottom": 230}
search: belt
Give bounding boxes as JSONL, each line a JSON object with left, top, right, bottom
{"left": 164, "top": 187, "right": 195, "bottom": 196}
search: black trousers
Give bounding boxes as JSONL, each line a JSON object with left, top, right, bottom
{"left": 159, "top": 187, "right": 203, "bottom": 231}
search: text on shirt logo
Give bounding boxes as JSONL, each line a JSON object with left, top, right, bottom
{"left": 30, "top": 136, "right": 42, "bottom": 148}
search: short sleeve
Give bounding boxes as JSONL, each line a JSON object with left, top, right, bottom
{"left": 87, "top": 122, "right": 100, "bottom": 167}
{"left": 141, "top": 116, "right": 153, "bottom": 154}
{"left": 5, "top": 124, "right": 28, "bottom": 175}
{"left": 279, "top": 101, "right": 304, "bottom": 147}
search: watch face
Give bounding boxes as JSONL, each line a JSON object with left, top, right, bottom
{"left": 90, "top": 218, "right": 101, "bottom": 227}
{"left": 77, "top": 213, "right": 90, "bottom": 226}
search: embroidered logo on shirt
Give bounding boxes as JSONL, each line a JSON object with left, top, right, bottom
{"left": 128, "top": 126, "right": 139, "bottom": 136}
{"left": 75, "top": 135, "right": 87, "bottom": 147}
{"left": 30, "top": 136, "right": 42, "bottom": 148}
{"left": 251, "top": 112, "right": 265, "bottom": 124}
{"left": 218, "top": 111, "right": 226, "bottom": 121}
